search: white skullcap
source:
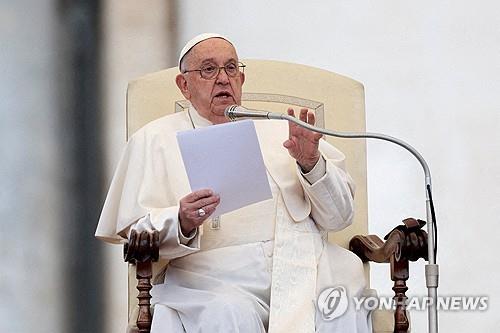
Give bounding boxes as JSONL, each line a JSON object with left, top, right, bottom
{"left": 178, "top": 33, "right": 233, "bottom": 69}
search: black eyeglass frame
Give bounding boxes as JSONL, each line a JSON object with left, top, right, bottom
{"left": 182, "top": 62, "right": 246, "bottom": 80}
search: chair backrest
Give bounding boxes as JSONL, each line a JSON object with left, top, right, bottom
{"left": 126, "top": 59, "right": 368, "bottom": 318}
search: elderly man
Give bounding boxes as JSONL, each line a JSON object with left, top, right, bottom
{"left": 96, "top": 33, "right": 371, "bottom": 333}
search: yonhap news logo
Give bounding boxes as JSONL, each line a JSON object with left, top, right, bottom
{"left": 317, "top": 285, "right": 489, "bottom": 320}
{"left": 352, "top": 295, "right": 489, "bottom": 312}
{"left": 317, "top": 286, "right": 349, "bottom": 320}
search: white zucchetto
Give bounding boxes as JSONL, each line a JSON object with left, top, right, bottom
{"left": 178, "top": 33, "right": 233, "bottom": 69}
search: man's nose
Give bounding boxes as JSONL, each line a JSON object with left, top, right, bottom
{"left": 215, "top": 67, "right": 230, "bottom": 84}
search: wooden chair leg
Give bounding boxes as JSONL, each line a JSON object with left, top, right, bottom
{"left": 392, "top": 257, "right": 410, "bottom": 333}
{"left": 136, "top": 261, "right": 153, "bottom": 333}
{"left": 124, "top": 230, "right": 159, "bottom": 333}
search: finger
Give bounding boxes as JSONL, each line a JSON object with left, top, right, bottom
{"left": 186, "top": 206, "right": 209, "bottom": 222}
{"left": 306, "top": 111, "right": 315, "bottom": 125}
{"left": 198, "top": 201, "right": 220, "bottom": 218}
{"left": 313, "top": 132, "right": 323, "bottom": 142}
{"left": 283, "top": 138, "right": 295, "bottom": 149}
{"left": 193, "top": 194, "right": 220, "bottom": 210}
{"left": 189, "top": 200, "right": 220, "bottom": 224}
{"left": 305, "top": 112, "right": 323, "bottom": 141}
{"left": 182, "top": 189, "right": 213, "bottom": 203}
{"left": 299, "top": 108, "right": 308, "bottom": 122}
{"left": 287, "top": 108, "right": 298, "bottom": 139}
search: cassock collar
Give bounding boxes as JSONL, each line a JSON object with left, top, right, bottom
{"left": 188, "top": 105, "right": 212, "bottom": 129}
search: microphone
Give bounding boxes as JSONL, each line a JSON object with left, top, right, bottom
{"left": 224, "top": 103, "right": 438, "bottom": 333}
{"left": 224, "top": 105, "right": 285, "bottom": 121}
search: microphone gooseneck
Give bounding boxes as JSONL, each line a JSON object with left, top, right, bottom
{"left": 225, "top": 104, "right": 439, "bottom": 333}
{"left": 225, "top": 105, "right": 273, "bottom": 120}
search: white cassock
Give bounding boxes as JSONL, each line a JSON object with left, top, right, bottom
{"left": 96, "top": 106, "right": 372, "bottom": 333}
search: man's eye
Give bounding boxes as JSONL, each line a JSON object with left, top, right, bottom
{"left": 202, "top": 66, "right": 217, "bottom": 73}
{"left": 225, "top": 63, "right": 237, "bottom": 72}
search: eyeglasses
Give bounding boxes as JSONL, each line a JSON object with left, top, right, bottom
{"left": 183, "top": 61, "right": 246, "bottom": 80}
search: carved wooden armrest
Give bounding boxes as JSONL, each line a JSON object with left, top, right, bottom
{"left": 124, "top": 230, "right": 160, "bottom": 333}
{"left": 349, "top": 218, "right": 428, "bottom": 333}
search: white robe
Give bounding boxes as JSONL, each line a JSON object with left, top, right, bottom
{"left": 96, "top": 107, "right": 371, "bottom": 332}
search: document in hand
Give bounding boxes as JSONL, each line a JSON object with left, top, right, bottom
{"left": 176, "top": 120, "right": 272, "bottom": 216}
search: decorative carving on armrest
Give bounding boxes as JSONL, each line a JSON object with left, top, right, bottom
{"left": 349, "top": 218, "right": 428, "bottom": 333}
{"left": 124, "top": 229, "right": 160, "bottom": 264}
{"left": 349, "top": 218, "right": 428, "bottom": 263}
{"left": 124, "top": 230, "right": 160, "bottom": 333}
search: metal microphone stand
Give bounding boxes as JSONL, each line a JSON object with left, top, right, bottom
{"left": 229, "top": 108, "right": 439, "bottom": 333}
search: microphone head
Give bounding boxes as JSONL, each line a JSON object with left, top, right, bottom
{"left": 224, "top": 105, "right": 274, "bottom": 121}
{"left": 224, "top": 105, "right": 239, "bottom": 121}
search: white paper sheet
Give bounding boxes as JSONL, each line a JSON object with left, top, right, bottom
{"left": 176, "top": 120, "right": 272, "bottom": 216}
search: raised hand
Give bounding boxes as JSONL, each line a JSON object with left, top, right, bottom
{"left": 282, "top": 108, "right": 323, "bottom": 173}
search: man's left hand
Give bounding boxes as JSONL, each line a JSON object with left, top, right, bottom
{"left": 283, "top": 108, "right": 323, "bottom": 173}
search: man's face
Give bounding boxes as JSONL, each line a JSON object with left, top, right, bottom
{"left": 176, "top": 38, "right": 245, "bottom": 124}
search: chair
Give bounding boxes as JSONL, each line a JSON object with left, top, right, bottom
{"left": 122, "top": 60, "right": 427, "bottom": 333}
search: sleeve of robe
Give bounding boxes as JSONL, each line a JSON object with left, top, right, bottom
{"left": 297, "top": 139, "right": 356, "bottom": 232}
{"left": 94, "top": 128, "right": 201, "bottom": 260}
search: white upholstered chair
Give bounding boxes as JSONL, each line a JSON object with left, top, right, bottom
{"left": 123, "top": 60, "right": 421, "bottom": 333}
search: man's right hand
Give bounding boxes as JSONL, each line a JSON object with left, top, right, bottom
{"left": 179, "top": 189, "right": 220, "bottom": 235}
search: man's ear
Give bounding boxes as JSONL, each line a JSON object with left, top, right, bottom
{"left": 175, "top": 74, "right": 191, "bottom": 100}
{"left": 240, "top": 71, "right": 245, "bottom": 85}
